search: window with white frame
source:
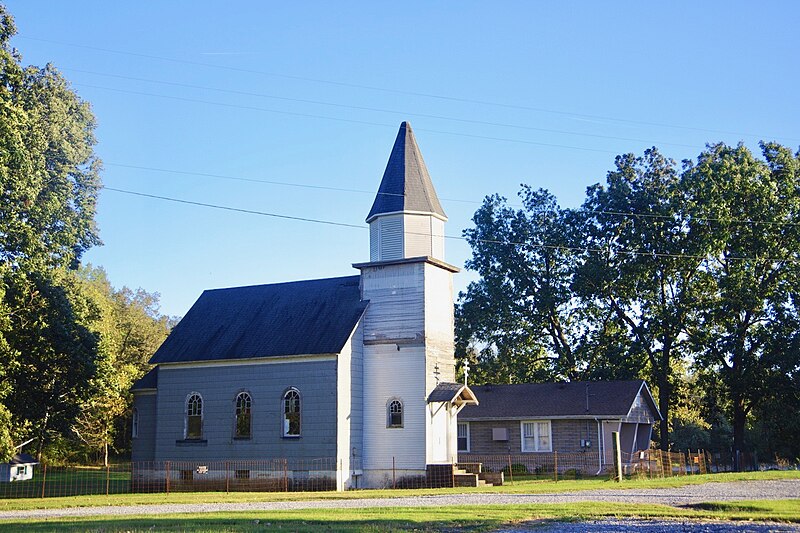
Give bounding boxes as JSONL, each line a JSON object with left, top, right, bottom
{"left": 387, "top": 399, "right": 403, "bottom": 428}
{"left": 186, "top": 393, "right": 203, "bottom": 439}
{"left": 457, "top": 422, "right": 470, "bottom": 452}
{"left": 235, "top": 392, "right": 252, "bottom": 438}
{"left": 521, "top": 420, "right": 551, "bottom": 452}
{"left": 283, "top": 388, "right": 301, "bottom": 437}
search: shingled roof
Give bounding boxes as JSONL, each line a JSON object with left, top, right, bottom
{"left": 131, "top": 367, "right": 158, "bottom": 391}
{"left": 150, "top": 276, "right": 367, "bottom": 364}
{"left": 366, "top": 121, "right": 447, "bottom": 223}
{"left": 459, "top": 380, "right": 661, "bottom": 420}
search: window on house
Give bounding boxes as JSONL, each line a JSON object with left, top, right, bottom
{"left": 521, "top": 420, "right": 552, "bottom": 452}
{"left": 186, "top": 393, "right": 203, "bottom": 439}
{"left": 235, "top": 392, "right": 252, "bottom": 439}
{"left": 283, "top": 388, "right": 301, "bottom": 437}
{"left": 132, "top": 408, "right": 139, "bottom": 439}
{"left": 457, "top": 422, "right": 470, "bottom": 452}
{"left": 15, "top": 466, "right": 25, "bottom": 476}
{"left": 387, "top": 399, "right": 403, "bottom": 428}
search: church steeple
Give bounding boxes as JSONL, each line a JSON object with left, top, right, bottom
{"left": 367, "top": 122, "right": 447, "bottom": 262}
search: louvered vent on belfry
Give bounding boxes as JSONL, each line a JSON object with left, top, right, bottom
{"left": 370, "top": 223, "right": 380, "bottom": 261}
{"left": 379, "top": 217, "right": 403, "bottom": 260}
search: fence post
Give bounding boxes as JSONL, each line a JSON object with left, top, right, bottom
{"left": 225, "top": 461, "right": 230, "bottom": 494}
{"left": 166, "top": 461, "right": 170, "bottom": 494}
{"left": 507, "top": 454, "right": 514, "bottom": 485}
{"left": 40, "top": 464, "right": 47, "bottom": 498}
{"left": 554, "top": 451, "right": 558, "bottom": 482}
{"left": 611, "top": 432, "right": 622, "bottom": 482}
{"left": 106, "top": 464, "right": 110, "bottom": 496}
{"left": 392, "top": 456, "right": 396, "bottom": 489}
{"left": 283, "top": 459, "right": 288, "bottom": 492}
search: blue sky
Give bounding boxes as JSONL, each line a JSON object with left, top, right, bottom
{"left": 6, "top": 1, "right": 799, "bottom": 317}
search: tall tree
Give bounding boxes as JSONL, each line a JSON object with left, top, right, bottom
{"left": 685, "top": 142, "right": 800, "bottom": 469}
{"left": 0, "top": 5, "right": 102, "bottom": 458}
{"left": 573, "top": 148, "right": 707, "bottom": 449}
{"left": 458, "top": 187, "right": 603, "bottom": 382}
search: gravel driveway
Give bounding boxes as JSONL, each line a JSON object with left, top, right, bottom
{"left": 0, "top": 479, "right": 797, "bottom": 525}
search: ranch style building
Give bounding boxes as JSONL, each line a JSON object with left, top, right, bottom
{"left": 458, "top": 380, "right": 661, "bottom": 475}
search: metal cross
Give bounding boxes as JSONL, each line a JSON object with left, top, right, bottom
{"left": 433, "top": 361, "right": 441, "bottom": 384}
{"left": 463, "top": 360, "right": 470, "bottom": 386}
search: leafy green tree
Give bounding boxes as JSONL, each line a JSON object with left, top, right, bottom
{"left": 457, "top": 188, "right": 589, "bottom": 382}
{"left": 0, "top": 5, "right": 103, "bottom": 460}
{"left": 70, "top": 266, "right": 170, "bottom": 463}
{"left": 573, "top": 148, "right": 707, "bottom": 449}
{"left": 3, "top": 270, "right": 98, "bottom": 458}
{"left": 0, "top": 9, "right": 100, "bottom": 273}
{"left": 685, "top": 142, "right": 800, "bottom": 469}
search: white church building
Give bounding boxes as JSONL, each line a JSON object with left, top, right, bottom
{"left": 131, "top": 122, "right": 478, "bottom": 489}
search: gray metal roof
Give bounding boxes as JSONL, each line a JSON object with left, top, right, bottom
{"left": 460, "top": 380, "right": 661, "bottom": 420}
{"left": 150, "top": 276, "right": 367, "bottom": 364}
{"left": 366, "top": 121, "right": 447, "bottom": 222}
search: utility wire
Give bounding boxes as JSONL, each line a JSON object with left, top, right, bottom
{"left": 74, "top": 83, "right": 622, "bottom": 154}
{"left": 102, "top": 186, "right": 799, "bottom": 262}
{"left": 18, "top": 35, "right": 798, "bottom": 143}
{"left": 106, "top": 162, "right": 800, "bottom": 227}
{"left": 63, "top": 67, "right": 700, "bottom": 149}
{"left": 102, "top": 187, "right": 367, "bottom": 229}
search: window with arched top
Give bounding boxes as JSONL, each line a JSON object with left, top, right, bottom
{"left": 387, "top": 399, "right": 403, "bottom": 428}
{"left": 186, "top": 393, "right": 203, "bottom": 439}
{"left": 283, "top": 388, "right": 301, "bottom": 437}
{"left": 235, "top": 392, "right": 252, "bottom": 439}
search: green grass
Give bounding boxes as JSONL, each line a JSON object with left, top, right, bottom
{"left": 1, "top": 470, "right": 796, "bottom": 512}
{"left": 1, "top": 500, "right": 799, "bottom": 532}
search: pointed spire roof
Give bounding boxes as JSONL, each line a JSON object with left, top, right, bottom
{"left": 366, "top": 122, "right": 447, "bottom": 223}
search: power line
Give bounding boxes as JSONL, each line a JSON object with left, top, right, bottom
{"left": 102, "top": 186, "right": 799, "bottom": 262}
{"left": 63, "top": 67, "right": 700, "bottom": 149}
{"left": 102, "top": 187, "right": 366, "bottom": 229}
{"left": 74, "top": 83, "right": 622, "bottom": 154}
{"left": 18, "top": 35, "right": 798, "bottom": 143}
{"left": 106, "top": 162, "right": 800, "bottom": 227}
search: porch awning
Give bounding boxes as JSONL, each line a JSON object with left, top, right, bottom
{"left": 427, "top": 382, "right": 479, "bottom": 407}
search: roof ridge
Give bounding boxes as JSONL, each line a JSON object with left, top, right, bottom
{"left": 202, "top": 274, "right": 360, "bottom": 293}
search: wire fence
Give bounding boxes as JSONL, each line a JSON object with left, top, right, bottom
{"left": 0, "top": 449, "right": 757, "bottom": 498}
{"left": 0, "top": 458, "right": 339, "bottom": 499}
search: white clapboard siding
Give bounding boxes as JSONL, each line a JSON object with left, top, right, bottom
{"left": 404, "top": 214, "right": 433, "bottom": 258}
{"left": 361, "top": 262, "right": 424, "bottom": 342}
{"left": 423, "top": 263, "right": 456, "bottom": 385}
{"left": 336, "top": 319, "right": 364, "bottom": 490}
{"left": 362, "top": 343, "right": 427, "bottom": 470}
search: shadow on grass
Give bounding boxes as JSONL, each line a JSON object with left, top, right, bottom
{"left": 0, "top": 516, "right": 497, "bottom": 533}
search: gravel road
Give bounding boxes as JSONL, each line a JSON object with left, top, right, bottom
{"left": 0, "top": 479, "right": 797, "bottom": 524}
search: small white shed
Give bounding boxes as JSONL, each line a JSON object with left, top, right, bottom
{"left": 0, "top": 453, "right": 38, "bottom": 482}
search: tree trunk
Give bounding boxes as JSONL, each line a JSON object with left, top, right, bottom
{"left": 658, "top": 375, "right": 671, "bottom": 451}
{"left": 36, "top": 408, "right": 50, "bottom": 461}
{"left": 732, "top": 392, "right": 747, "bottom": 472}
{"left": 103, "top": 440, "right": 108, "bottom": 468}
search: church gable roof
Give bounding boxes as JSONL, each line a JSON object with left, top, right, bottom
{"left": 150, "top": 276, "right": 367, "bottom": 364}
{"left": 460, "top": 380, "right": 661, "bottom": 420}
{"left": 366, "top": 121, "right": 446, "bottom": 222}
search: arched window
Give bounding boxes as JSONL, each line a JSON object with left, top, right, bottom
{"left": 283, "top": 388, "right": 301, "bottom": 437}
{"left": 387, "top": 399, "right": 403, "bottom": 428}
{"left": 235, "top": 392, "right": 252, "bottom": 439}
{"left": 132, "top": 408, "right": 139, "bottom": 439}
{"left": 186, "top": 393, "right": 203, "bottom": 439}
